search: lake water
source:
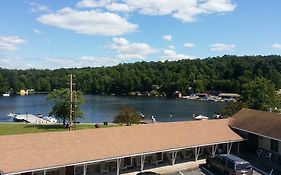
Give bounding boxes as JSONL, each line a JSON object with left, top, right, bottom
{"left": 0, "top": 95, "right": 226, "bottom": 123}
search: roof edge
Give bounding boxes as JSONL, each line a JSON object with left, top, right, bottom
{"left": 230, "top": 126, "right": 281, "bottom": 142}
{"left": 4, "top": 139, "right": 244, "bottom": 175}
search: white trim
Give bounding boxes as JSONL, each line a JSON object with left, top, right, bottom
{"left": 211, "top": 144, "right": 218, "bottom": 156}
{"left": 140, "top": 155, "right": 145, "bottom": 172}
{"left": 195, "top": 147, "right": 201, "bottom": 161}
{"left": 231, "top": 126, "right": 281, "bottom": 142}
{"left": 4, "top": 139, "right": 244, "bottom": 175}
{"left": 116, "top": 159, "right": 121, "bottom": 175}
{"left": 171, "top": 151, "right": 177, "bottom": 165}
{"left": 227, "top": 142, "right": 232, "bottom": 154}
{"left": 83, "top": 164, "right": 87, "bottom": 175}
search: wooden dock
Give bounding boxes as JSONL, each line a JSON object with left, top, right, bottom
{"left": 12, "top": 114, "right": 53, "bottom": 124}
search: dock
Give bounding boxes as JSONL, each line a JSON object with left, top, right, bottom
{"left": 11, "top": 114, "right": 53, "bottom": 124}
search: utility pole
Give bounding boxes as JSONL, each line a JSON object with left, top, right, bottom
{"left": 74, "top": 90, "right": 77, "bottom": 130}
{"left": 69, "top": 74, "right": 73, "bottom": 130}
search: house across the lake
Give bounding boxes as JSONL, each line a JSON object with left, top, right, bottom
{"left": 0, "top": 108, "right": 280, "bottom": 175}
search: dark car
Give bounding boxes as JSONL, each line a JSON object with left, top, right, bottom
{"left": 137, "top": 172, "right": 160, "bottom": 175}
{"left": 206, "top": 154, "right": 253, "bottom": 175}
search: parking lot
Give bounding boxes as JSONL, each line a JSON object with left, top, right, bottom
{"left": 169, "top": 166, "right": 263, "bottom": 175}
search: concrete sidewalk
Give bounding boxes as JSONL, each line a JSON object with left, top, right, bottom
{"left": 123, "top": 159, "right": 206, "bottom": 175}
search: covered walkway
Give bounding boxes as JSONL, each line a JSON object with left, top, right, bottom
{"left": 0, "top": 119, "right": 243, "bottom": 175}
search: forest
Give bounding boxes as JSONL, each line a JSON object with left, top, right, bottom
{"left": 1, "top": 55, "right": 281, "bottom": 96}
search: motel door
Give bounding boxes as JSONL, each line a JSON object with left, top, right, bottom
{"left": 65, "top": 166, "right": 74, "bottom": 175}
{"left": 248, "top": 133, "right": 258, "bottom": 152}
{"left": 21, "top": 172, "right": 32, "bottom": 175}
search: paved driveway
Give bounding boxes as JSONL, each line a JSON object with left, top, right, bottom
{"left": 172, "top": 166, "right": 263, "bottom": 175}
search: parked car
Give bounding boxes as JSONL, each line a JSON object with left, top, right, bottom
{"left": 137, "top": 172, "right": 160, "bottom": 175}
{"left": 206, "top": 154, "right": 253, "bottom": 175}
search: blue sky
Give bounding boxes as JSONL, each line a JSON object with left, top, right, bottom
{"left": 0, "top": 0, "right": 280, "bottom": 69}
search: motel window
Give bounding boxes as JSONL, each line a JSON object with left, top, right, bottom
{"left": 271, "top": 139, "right": 278, "bottom": 152}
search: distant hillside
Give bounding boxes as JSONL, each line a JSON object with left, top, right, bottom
{"left": 1, "top": 55, "right": 281, "bottom": 96}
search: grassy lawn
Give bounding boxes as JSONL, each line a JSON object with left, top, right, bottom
{"left": 0, "top": 123, "right": 118, "bottom": 136}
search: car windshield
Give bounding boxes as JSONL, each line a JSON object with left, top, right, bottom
{"left": 236, "top": 163, "right": 251, "bottom": 170}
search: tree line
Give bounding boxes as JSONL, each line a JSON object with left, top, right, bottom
{"left": 1, "top": 55, "right": 281, "bottom": 96}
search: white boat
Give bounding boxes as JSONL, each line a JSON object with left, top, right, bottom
{"left": 43, "top": 116, "right": 58, "bottom": 123}
{"left": 7, "top": 113, "right": 16, "bottom": 117}
{"left": 213, "top": 114, "right": 223, "bottom": 119}
{"left": 193, "top": 115, "right": 209, "bottom": 120}
{"left": 2, "top": 93, "right": 10, "bottom": 97}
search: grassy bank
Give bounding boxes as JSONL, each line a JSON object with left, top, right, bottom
{"left": 0, "top": 123, "right": 118, "bottom": 136}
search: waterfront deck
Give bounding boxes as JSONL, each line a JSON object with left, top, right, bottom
{"left": 12, "top": 114, "right": 53, "bottom": 124}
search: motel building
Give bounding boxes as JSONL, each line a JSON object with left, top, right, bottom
{"left": 0, "top": 108, "right": 280, "bottom": 175}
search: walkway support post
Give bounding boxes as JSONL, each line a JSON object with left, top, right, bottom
{"left": 237, "top": 142, "right": 240, "bottom": 154}
{"left": 171, "top": 151, "right": 177, "bottom": 165}
{"left": 211, "top": 145, "right": 218, "bottom": 156}
{"left": 140, "top": 155, "right": 145, "bottom": 172}
{"left": 83, "top": 164, "right": 87, "bottom": 175}
{"left": 43, "top": 169, "right": 47, "bottom": 175}
{"left": 117, "top": 158, "right": 121, "bottom": 175}
{"left": 195, "top": 147, "right": 201, "bottom": 161}
{"left": 227, "top": 142, "right": 233, "bottom": 154}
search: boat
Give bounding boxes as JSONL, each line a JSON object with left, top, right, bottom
{"left": 139, "top": 112, "right": 145, "bottom": 119}
{"left": 213, "top": 114, "right": 223, "bottom": 119}
{"left": 7, "top": 113, "right": 58, "bottom": 124}
{"left": 2, "top": 93, "right": 10, "bottom": 97}
{"left": 193, "top": 114, "right": 209, "bottom": 120}
{"left": 7, "top": 113, "right": 16, "bottom": 118}
{"left": 43, "top": 116, "right": 58, "bottom": 123}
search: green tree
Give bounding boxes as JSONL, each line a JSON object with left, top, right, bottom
{"left": 219, "top": 102, "right": 248, "bottom": 117}
{"left": 48, "top": 88, "right": 84, "bottom": 126}
{"left": 113, "top": 106, "right": 141, "bottom": 125}
{"left": 241, "top": 78, "right": 279, "bottom": 110}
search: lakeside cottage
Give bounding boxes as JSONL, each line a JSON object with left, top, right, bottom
{"left": 0, "top": 109, "right": 280, "bottom": 175}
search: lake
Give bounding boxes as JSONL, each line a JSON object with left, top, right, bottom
{"left": 0, "top": 95, "right": 226, "bottom": 123}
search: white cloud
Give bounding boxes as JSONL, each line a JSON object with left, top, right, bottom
{"left": 199, "top": 0, "right": 236, "bottom": 13}
{"left": 76, "top": 0, "right": 112, "bottom": 8}
{"left": 0, "top": 55, "right": 126, "bottom": 69}
{"left": 33, "top": 29, "right": 42, "bottom": 34}
{"left": 44, "top": 56, "right": 121, "bottom": 69}
{"left": 112, "top": 37, "right": 130, "bottom": 45}
{"left": 272, "top": 43, "right": 281, "bottom": 50}
{"left": 183, "top": 43, "right": 195, "bottom": 48}
{"left": 108, "top": 37, "right": 158, "bottom": 59}
{"left": 123, "top": 0, "right": 236, "bottom": 22}
{"left": 27, "top": 1, "right": 51, "bottom": 13}
{"left": 168, "top": 45, "right": 175, "bottom": 50}
{"left": 106, "top": 3, "right": 132, "bottom": 12}
{"left": 0, "top": 55, "right": 36, "bottom": 69}
{"left": 75, "top": 0, "right": 236, "bottom": 22}
{"left": 162, "top": 49, "right": 195, "bottom": 61}
{"left": 0, "top": 36, "right": 26, "bottom": 51}
{"left": 37, "top": 7, "right": 137, "bottom": 36}
{"left": 163, "top": 35, "right": 172, "bottom": 41}
{"left": 163, "top": 49, "right": 177, "bottom": 56}
{"left": 210, "top": 43, "right": 235, "bottom": 51}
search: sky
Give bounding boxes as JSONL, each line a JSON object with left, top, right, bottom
{"left": 0, "top": 0, "right": 281, "bottom": 69}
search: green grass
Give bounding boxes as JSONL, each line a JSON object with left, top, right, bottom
{"left": 0, "top": 123, "right": 118, "bottom": 136}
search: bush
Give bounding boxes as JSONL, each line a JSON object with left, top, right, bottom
{"left": 113, "top": 106, "right": 141, "bottom": 125}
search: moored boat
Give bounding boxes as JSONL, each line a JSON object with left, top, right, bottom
{"left": 193, "top": 114, "right": 209, "bottom": 120}
{"left": 2, "top": 93, "right": 10, "bottom": 97}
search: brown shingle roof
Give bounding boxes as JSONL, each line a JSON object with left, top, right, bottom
{"left": 0, "top": 119, "right": 242, "bottom": 174}
{"left": 229, "top": 108, "right": 281, "bottom": 141}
